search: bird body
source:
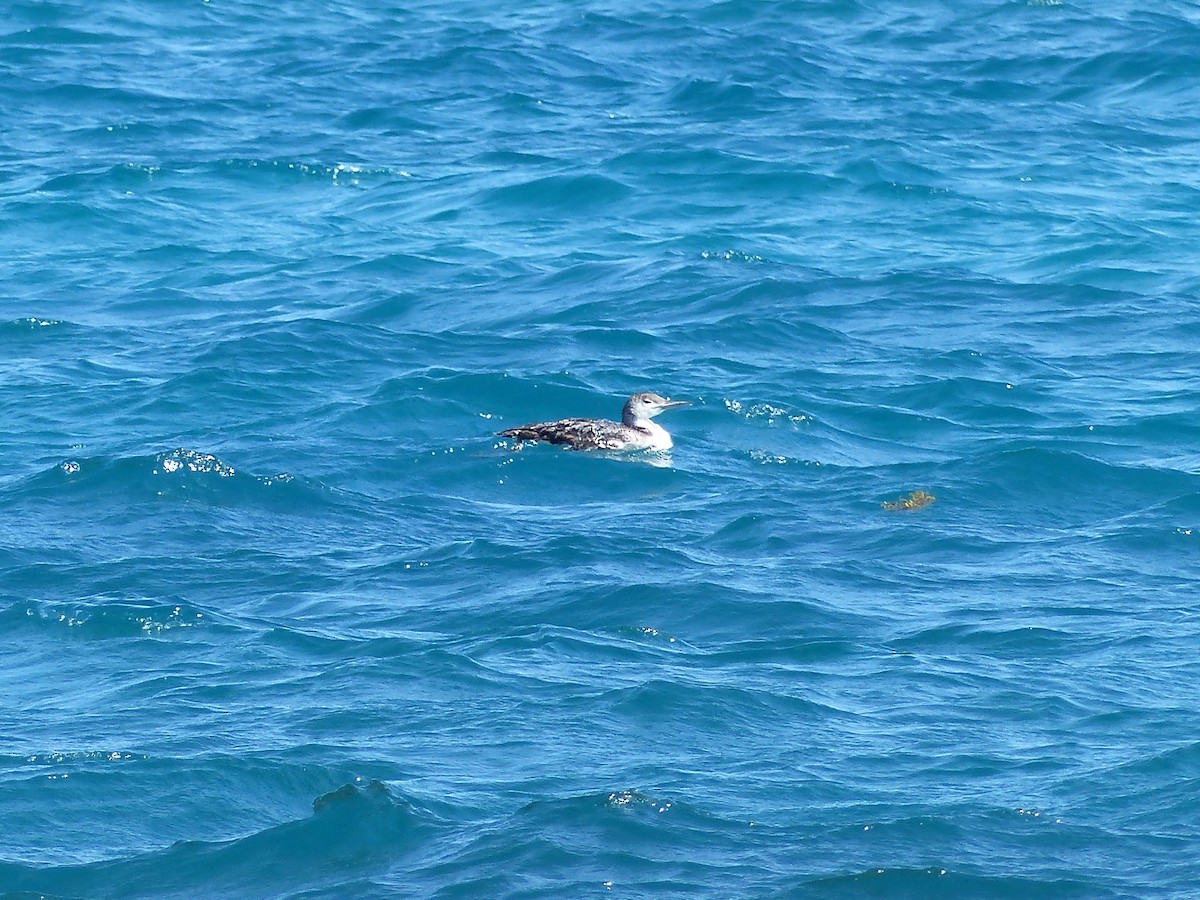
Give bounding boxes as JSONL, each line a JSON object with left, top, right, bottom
{"left": 498, "top": 392, "right": 688, "bottom": 451}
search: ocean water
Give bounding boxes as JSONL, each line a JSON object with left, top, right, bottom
{"left": 3, "top": 0, "right": 1200, "bottom": 896}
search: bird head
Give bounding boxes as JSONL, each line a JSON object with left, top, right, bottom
{"left": 622, "top": 392, "right": 689, "bottom": 425}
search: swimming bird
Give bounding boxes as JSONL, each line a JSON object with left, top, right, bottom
{"left": 498, "top": 392, "right": 689, "bottom": 451}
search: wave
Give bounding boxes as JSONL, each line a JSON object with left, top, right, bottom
{"left": 1, "top": 316, "right": 67, "bottom": 332}
{"left": 414, "top": 788, "right": 764, "bottom": 897}
{"left": 0, "top": 780, "right": 436, "bottom": 900}
{"left": 33, "top": 159, "right": 415, "bottom": 195}
{"left": 478, "top": 173, "right": 633, "bottom": 212}
{"left": 0, "top": 595, "right": 219, "bottom": 640}
{"left": 1, "top": 448, "right": 311, "bottom": 510}
{"left": 804, "top": 866, "right": 1101, "bottom": 899}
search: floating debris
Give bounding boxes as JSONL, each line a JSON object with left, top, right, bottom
{"left": 882, "top": 490, "right": 936, "bottom": 511}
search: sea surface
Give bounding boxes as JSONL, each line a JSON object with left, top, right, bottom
{"left": 4, "top": 1, "right": 1200, "bottom": 897}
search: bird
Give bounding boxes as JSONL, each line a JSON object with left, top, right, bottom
{"left": 497, "top": 392, "right": 689, "bottom": 451}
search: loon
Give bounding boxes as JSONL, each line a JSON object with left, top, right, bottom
{"left": 498, "top": 392, "right": 689, "bottom": 451}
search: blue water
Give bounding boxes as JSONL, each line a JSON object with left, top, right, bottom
{"left": 4, "top": 1, "right": 1200, "bottom": 897}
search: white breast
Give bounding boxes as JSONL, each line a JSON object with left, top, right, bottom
{"left": 636, "top": 421, "right": 673, "bottom": 451}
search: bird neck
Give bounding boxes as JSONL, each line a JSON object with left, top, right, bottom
{"left": 622, "top": 406, "right": 652, "bottom": 427}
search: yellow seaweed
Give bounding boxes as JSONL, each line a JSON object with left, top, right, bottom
{"left": 882, "top": 490, "right": 936, "bottom": 511}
